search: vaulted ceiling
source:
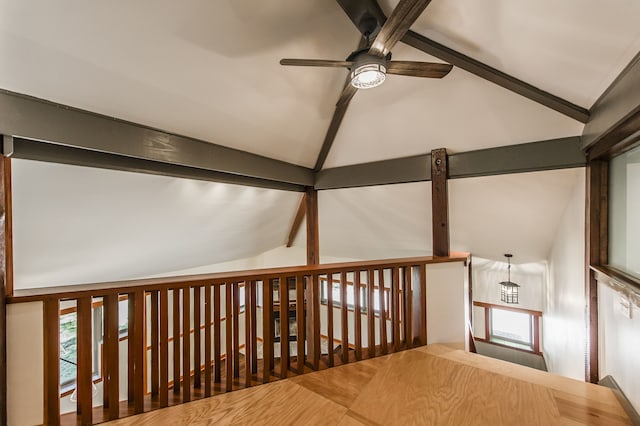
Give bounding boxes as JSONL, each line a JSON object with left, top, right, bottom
{"left": 2, "top": 0, "right": 639, "bottom": 286}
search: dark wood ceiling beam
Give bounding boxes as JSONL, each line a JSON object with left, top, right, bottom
{"left": 315, "top": 136, "right": 585, "bottom": 189}
{"left": 315, "top": 154, "right": 431, "bottom": 189}
{"left": 312, "top": 36, "right": 370, "bottom": 172}
{"left": 313, "top": 83, "right": 358, "bottom": 171}
{"left": 286, "top": 194, "right": 307, "bottom": 247}
{"left": 0, "top": 89, "right": 314, "bottom": 188}
{"left": 401, "top": 31, "right": 590, "bottom": 123}
{"left": 7, "top": 137, "right": 306, "bottom": 192}
{"left": 582, "top": 51, "right": 640, "bottom": 156}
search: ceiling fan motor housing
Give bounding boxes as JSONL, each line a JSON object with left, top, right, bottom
{"left": 349, "top": 52, "right": 390, "bottom": 89}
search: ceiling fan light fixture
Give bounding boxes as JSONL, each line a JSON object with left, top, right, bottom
{"left": 351, "top": 63, "right": 386, "bottom": 89}
{"left": 350, "top": 55, "right": 387, "bottom": 89}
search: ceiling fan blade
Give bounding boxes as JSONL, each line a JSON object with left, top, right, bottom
{"left": 369, "top": 0, "right": 432, "bottom": 57}
{"left": 336, "top": 0, "right": 386, "bottom": 37}
{"left": 386, "top": 61, "right": 453, "bottom": 78}
{"left": 280, "top": 59, "right": 353, "bottom": 68}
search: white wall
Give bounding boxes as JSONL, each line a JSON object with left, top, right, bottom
{"left": 599, "top": 283, "right": 640, "bottom": 412}
{"left": 7, "top": 302, "right": 44, "bottom": 426}
{"left": 427, "top": 262, "right": 469, "bottom": 348}
{"left": 472, "top": 257, "right": 546, "bottom": 312}
{"left": 543, "top": 172, "right": 586, "bottom": 380}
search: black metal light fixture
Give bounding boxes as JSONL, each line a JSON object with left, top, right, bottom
{"left": 500, "top": 254, "right": 520, "bottom": 304}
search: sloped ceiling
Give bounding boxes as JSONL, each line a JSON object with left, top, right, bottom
{"left": 12, "top": 159, "right": 301, "bottom": 288}
{"left": 2, "top": 0, "right": 640, "bottom": 168}
{"left": 1, "top": 1, "right": 638, "bottom": 286}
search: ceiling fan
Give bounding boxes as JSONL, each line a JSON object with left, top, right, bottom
{"left": 280, "top": 0, "right": 453, "bottom": 89}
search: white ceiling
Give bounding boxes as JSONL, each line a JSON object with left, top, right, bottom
{"left": 1, "top": 1, "right": 634, "bottom": 286}
{"left": 1, "top": 0, "right": 640, "bottom": 168}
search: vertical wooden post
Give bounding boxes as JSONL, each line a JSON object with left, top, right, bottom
{"left": 431, "top": 148, "right": 450, "bottom": 257}
{"left": 43, "top": 298, "right": 60, "bottom": 426}
{"left": 193, "top": 286, "right": 201, "bottom": 389}
{"left": 172, "top": 289, "right": 181, "bottom": 393}
{"left": 132, "top": 291, "right": 145, "bottom": 414}
{"left": 354, "top": 271, "right": 362, "bottom": 361}
{"left": 182, "top": 287, "right": 191, "bottom": 402}
{"left": 0, "top": 155, "right": 12, "bottom": 425}
{"left": 204, "top": 284, "right": 212, "bottom": 396}
{"left": 326, "top": 274, "right": 334, "bottom": 367}
{"left": 225, "top": 283, "right": 233, "bottom": 391}
{"left": 77, "top": 297, "right": 93, "bottom": 424}
{"left": 403, "top": 267, "right": 413, "bottom": 348}
{"left": 391, "top": 267, "right": 400, "bottom": 352}
{"left": 367, "top": 269, "right": 375, "bottom": 358}
{"left": 159, "top": 289, "right": 169, "bottom": 408}
{"left": 150, "top": 292, "right": 159, "bottom": 397}
{"left": 295, "top": 275, "right": 305, "bottom": 373}
{"left": 262, "top": 280, "right": 273, "bottom": 383}
{"left": 279, "top": 277, "right": 290, "bottom": 377}
{"left": 585, "top": 160, "right": 607, "bottom": 383}
{"left": 213, "top": 285, "right": 221, "bottom": 383}
{"left": 305, "top": 187, "right": 319, "bottom": 265}
{"left": 103, "top": 294, "right": 120, "bottom": 420}
{"left": 232, "top": 283, "right": 240, "bottom": 379}
{"left": 244, "top": 281, "right": 253, "bottom": 386}
{"left": 340, "top": 271, "right": 349, "bottom": 363}
{"left": 250, "top": 282, "right": 258, "bottom": 375}
{"left": 378, "top": 269, "right": 388, "bottom": 354}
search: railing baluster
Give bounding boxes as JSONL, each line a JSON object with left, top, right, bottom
{"left": 367, "top": 269, "right": 375, "bottom": 358}
{"left": 43, "top": 298, "right": 60, "bottom": 426}
{"left": 404, "top": 267, "right": 413, "bottom": 349}
{"left": 244, "top": 281, "right": 253, "bottom": 386}
{"left": 311, "top": 274, "right": 321, "bottom": 370}
{"left": 263, "top": 279, "right": 273, "bottom": 383}
{"left": 232, "top": 283, "right": 240, "bottom": 380}
{"left": 159, "top": 289, "right": 169, "bottom": 408}
{"left": 132, "top": 290, "right": 145, "bottom": 414}
{"left": 128, "top": 294, "right": 135, "bottom": 403}
{"left": 354, "top": 271, "right": 362, "bottom": 361}
{"left": 419, "top": 264, "right": 427, "bottom": 346}
{"left": 172, "top": 288, "right": 181, "bottom": 394}
{"left": 392, "top": 267, "right": 400, "bottom": 352}
{"left": 295, "top": 275, "right": 305, "bottom": 373}
{"left": 204, "top": 284, "right": 212, "bottom": 397}
{"left": 225, "top": 283, "right": 233, "bottom": 391}
{"left": 193, "top": 286, "right": 201, "bottom": 389}
{"left": 150, "top": 291, "right": 159, "bottom": 397}
{"left": 279, "top": 276, "right": 289, "bottom": 377}
{"left": 378, "top": 269, "right": 387, "bottom": 355}
{"left": 340, "top": 271, "right": 349, "bottom": 364}
{"left": 104, "top": 293, "right": 120, "bottom": 419}
{"left": 326, "top": 273, "right": 334, "bottom": 367}
{"left": 77, "top": 297, "right": 92, "bottom": 424}
{"left": 250, "top": 281, "right": 258, "bottom": 375}
{"left": 182, "top": 287, "right": 191, "bottom": 402}
{"left": 213, "top": 284, "right": 221, "bottom": 383}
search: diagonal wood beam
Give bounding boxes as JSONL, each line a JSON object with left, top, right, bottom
{"left": 401, "top": 30, "right": 589, "bottom": 123}
{"left": 286, "top": 194, "right": 307, "bottom": 247}
{"left": 313, "top": 36, "right": 370, "bottom": 172}
{"left": 313, "top": 82, "right": 358, "bottom": 171}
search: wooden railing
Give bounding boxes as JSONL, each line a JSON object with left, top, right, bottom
{"left": 8, "top": 255, "right": 468, "bottom": 425}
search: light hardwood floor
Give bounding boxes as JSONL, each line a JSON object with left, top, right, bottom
{"left": 106, "top": 344, "right": 631, "bottom": 425}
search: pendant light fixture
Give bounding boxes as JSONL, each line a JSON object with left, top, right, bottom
{"left": 499, "top": 254, "right": 520, "bottom": 304}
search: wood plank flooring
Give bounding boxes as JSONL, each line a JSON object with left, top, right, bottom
{"left": 105, "top": 345, "right": 631, "bottom": 425}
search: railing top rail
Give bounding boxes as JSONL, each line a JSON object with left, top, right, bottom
{"left": 8, "top": 253, "right": 470, "bottom": 303}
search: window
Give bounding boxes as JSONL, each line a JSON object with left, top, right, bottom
{"left": 609, "top": 144, "right": 640, "bottom": 279}
{"left": 320, "top": 279, "right": 388, "bottom": 315}
{"left": 490, "top": 308, "right": 534, "bottom": 350}
{"left": 60, "top": 298, "right": 129, "bottom": 394}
